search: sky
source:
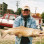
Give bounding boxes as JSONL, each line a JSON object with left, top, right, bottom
{"left": 0, "top": 0, "right": 44, "bottom": 14}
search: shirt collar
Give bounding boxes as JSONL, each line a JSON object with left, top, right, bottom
{"left": 21, "top": 14, "right": 31, "bottom": 20}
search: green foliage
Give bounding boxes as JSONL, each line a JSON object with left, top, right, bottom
{"left": 11, "top": 11, "right": 14, "bottom": 14}
{"left": 36, "top": 41, "right": 44, "bottom": 44}
{"left": 15, "top": 8, "right": 22, "bottom": 15}
{"left": 36, "top": 41, "right": 40, "bottom": 44}
{"left": 41, "top": 12, "right": 44, "bottom": 23}
{"left": 9, "top": 10, "right": 15, "bottom": 14}
{"left": 41, "top": 12, "right": 44, "bottom": 19}
{"left": 2, "top": 2, "right": 7, "bottom": 16}
{"left": 35, "top": 38, "right": 44, "bottom": 44}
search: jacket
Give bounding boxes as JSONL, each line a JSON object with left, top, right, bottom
{"left": 13, "top": 15, "right": 37, "bottom": 44}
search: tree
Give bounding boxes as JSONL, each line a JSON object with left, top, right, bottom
{"left": 10, "top": 10, "right": 15, "bottom": 14}
{"left": 2, "top": 2, "right": 8, "bottom": 16}
{"left": 36, "top": 13, "right": 41, "bottom": 17}
{"left": 15, "top": 8, "right": 22, "bottom": 15}
{"left": 7, "top": 9, "right": 15, "bottom": 14}
{"left": 41, "top": 12, "right": 44, "bottom": 23}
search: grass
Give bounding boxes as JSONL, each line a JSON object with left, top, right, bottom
{"left": 36, "top": 41, "right": 44, "bottom": 44}
{"left": 42, "top": 25, "right": 44, "bottom": 27}
{"left": 0, "top": 37, "right": 44, "bottom": 44}
{"left": 0, "top": 32, "right": 15, "bottom": 44}
{"left": 35, "top": 37, "right": 44, "bottom": 44}
{"left": 0, "top": 40, "right": 15, "bottom": 44}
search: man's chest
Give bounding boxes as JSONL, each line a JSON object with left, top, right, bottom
{"left": 19, "top": 19, "right": 32, "bottom": 28}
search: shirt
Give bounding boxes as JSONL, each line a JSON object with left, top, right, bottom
{"left": 13, "top": 15, "right": 37, "bottom": 44}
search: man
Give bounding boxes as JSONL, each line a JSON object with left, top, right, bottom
{"left": 13, "top": 6, "right": 37, "bottom": 44}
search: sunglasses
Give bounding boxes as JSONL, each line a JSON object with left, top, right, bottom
{"left": 24, "top": 9, "right": 30, "bottom": 11}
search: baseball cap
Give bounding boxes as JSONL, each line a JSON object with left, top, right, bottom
{"left": 22, "top": 6, "right": 30, "bottom": 10}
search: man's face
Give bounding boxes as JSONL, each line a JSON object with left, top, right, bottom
{"left": 22, "top": 9, "right": 30, "bottom": 17}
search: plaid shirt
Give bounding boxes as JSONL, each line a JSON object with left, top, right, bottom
{"left": 13, "top": 15, "right": 37, "bottom": 44}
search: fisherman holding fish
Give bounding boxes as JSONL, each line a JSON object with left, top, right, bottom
{"left": 13, "top": 6, "right": 37, "bottom": 44}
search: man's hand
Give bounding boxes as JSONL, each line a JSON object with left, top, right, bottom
{"left": 15, "top": 33, "right": 18, "bottom": 36}
{"left": 15, "top": 32, "right": 22, "bottom": 37}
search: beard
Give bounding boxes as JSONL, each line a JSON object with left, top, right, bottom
{"left": 23, "top": 15, "right": 30, "bottom": 21}
{"left": 23, "top": 15, "right": 30, "bottom": 18}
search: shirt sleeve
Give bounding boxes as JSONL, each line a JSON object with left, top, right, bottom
{"left": 31, "top": 19, "right": 37, "bottom": 29}
{"left": 13, "top": 19, "right": 20, "bottom": 28}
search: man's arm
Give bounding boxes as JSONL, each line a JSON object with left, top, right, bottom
{"left": 13, "top": 18, "right": 20, "bottom": 28}
{"left": 13, "top": 18, "right": 20, "bottom": 36}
